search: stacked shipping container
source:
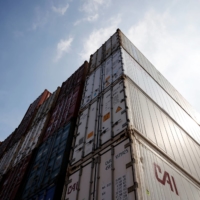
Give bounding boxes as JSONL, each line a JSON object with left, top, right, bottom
{"left": 63, "top": 29, "right": 200, "bottom": 200}
{"left": 0, "top": 29, "right": 200, "bottom": 200}
{"left": 0, "top": 61, "right": 88, "bottom": 200}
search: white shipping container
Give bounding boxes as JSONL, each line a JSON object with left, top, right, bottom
{"left": 89, "top": 29, "right": 200, "bottom": 126}
{"left": 82, "top": 47, "right": 200, "bottom": 145}
{"left": 13, "top": 115, "right": 49, "bottom": 166}
{"left": 65, "top": 135, "right": 200, "bottom": 200}
{"left": 0, "top": 139, "right": 21, "bottom": 174}
{"left": 71, "top": 78, "right": 200, "bottom": 184}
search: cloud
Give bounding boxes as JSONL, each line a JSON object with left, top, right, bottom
{"left": 52, "top": 4, "right": 69, "bottom": 15}
{"left": 80, "top": 15, "right": 121, "bottom": 60}
{"left": 76, "top": 0, "right": 111, "bottom": 24}
{"left": 31, "top": 7, "right": 49, "bottom": 31}
{"left": 126, "top": 9, "right": 200, "bottom": 114}
{"left": 55, "top": 37, "right": 73, "bottom": 61}
{"left": 74, "top": 14, "right": 98, "bottom": 26}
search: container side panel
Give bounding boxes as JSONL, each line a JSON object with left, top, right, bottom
{"left": 100, "top": 90, "right": 112, "bottom": 145}
{"left": 84, "top": 101, "right": 98, "bottom": 156}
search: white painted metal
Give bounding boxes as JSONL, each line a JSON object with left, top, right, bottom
{"left": 92, "top": 66, "right": 102, "bottom": 99}
{"left": 100, "top": 89, "right": 112, "bottom": 145}
{"left": 103, "top": 57, "right": 112, "bottom": 89}
{"left": 82, "top": 73, "right": 94, "bottom": 107}
{"left": 97, "top": 46, "right": 103, "bottom": 67}
{"left": 66, "top": 138, "right": 136, "bottom": 200}
{"left": 105, "top": 37, "right": 112, "bottom": 59}
{"left": 90, "top": 51, "right": 97, "bottom": 73}
{"left": 84, "top": 101, "right": 98, "bottom": 156}
{"left": 13, "top": 115, "right": 48, "bottom": 166}
{"left": 112, "top": 81, "right": 128, "bottom": 136}
{"left": 133, "top": 136, "right": 200, "bottom": 200}
{"left": 126, "top": 80, "right": 200, "bottom": 183}
{"left": 72, "top": 108, "right": 89, "bottom": 164}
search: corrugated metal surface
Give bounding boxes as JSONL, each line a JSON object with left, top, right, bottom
{"left": 71, "top": 78, "right": 200, "bottom": 184}
{"left": 126, "top": 79, "right": 200, "bottom": 183}
{"left": 65, "top": 134, "right": 200, "bottom": 200}
{"left": 84, "top": 47, "right": 200, "bottom": 144}
{"left": 71, "top": 80, "right": 129, "bottom": 165}
{"left": 65, "top": 137, "right": 136, "bottom": 200}
{"left": 57, "top": 61, "right": 88, "bottom": 102}
{"left": 0, "top": 155, "right": 32, "bottom": 200}
{"left": 7, "top": 90, "right": 51, "bottom": 149}
{"left": 0, "top": 139, "right": 22, "bottom": 175}
{"left": 13, "top": 115, "right": 49, "bottom": 166}
{"left": 133, "top": 135, "right": 200, "bottom": 200}
{"left": 31, "top": 88, "right": 60, "bottom": 126}
{"left": 88, "top": 29, "right": 200, "bottom": 126}
{"left": 43, "top": 84, "right": 83, "bottom": 141}
{"left": 21, "top": 122, "right": 75, "bottom": 200}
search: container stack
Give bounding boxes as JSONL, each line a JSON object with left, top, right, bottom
{"left": 17, "top": 61, "right": 88, "bottom": 200}
{"left": 63, "top": 29, "right": 200, "bottom": 200}
{"left": 1, "top": 29, "right": 200, "bottom": 200}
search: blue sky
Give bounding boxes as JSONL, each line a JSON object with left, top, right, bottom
{"left": 1, "top": 0, "right": 200, "bottom": 141}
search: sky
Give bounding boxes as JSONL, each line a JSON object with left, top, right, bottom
{"left": 0, "top": 0, "right": 200, "bottom": 141}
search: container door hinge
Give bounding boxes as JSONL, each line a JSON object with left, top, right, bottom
{"left": 126, "top": 160, "right": 135, "bottom": 168}
{"left": 128, "top": 182, "right": 138, "bottom": 193}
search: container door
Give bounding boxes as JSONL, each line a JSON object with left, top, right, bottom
{"left": 112, "top": 81, "right": 128, "bottom": 136}
{"left": 100, "top": 90, "right": 111, "bottom": 145}
{"left": 72, "top": 108, "right": 88, "bottom": 164}
{"left": 103, "top": 57, "right": 112, "bottom": 90}
{"left": 97, "top": 149, "right": 112, "bottom": 200}
{"left": 65, "top": 162, "right": 94, "bottom": 200}
{"left": 90, "top": 51, "right": 97, "bottom": 73}
{"left": 84, "top": 101, "right": 98, "bottom": 157}
{"left": 82, "top": 74, "right": 94, "bottom": 107}
{"left": 114, "top": 139, "right": 135, "bottom": 200}
{"left": 105, "top": 37, "right": 112, "bottom": 59}
{"left": 92, "top": 67, "right": 102, "bottom": 100}
{"left": 112, "top": 49, "right": 123, "bottom": 83}
{"left": 97, "top": 46, "right": 103, "bottom": 67}
{"left": 111, "top": 32, "right": 119, "bottom": 53}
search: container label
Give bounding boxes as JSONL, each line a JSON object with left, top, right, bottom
{"left": 87, "top": 131, "right": 94, "bottom": 139}
{"left": 103, "top": 112, "right": 110, "bottom": 122}
{"left": 115, "top": 175, "right": 128, "bottom": 200}
{"left": 154, "top": 163, "right": 179, "bottom": 196}
{"left": 116, "top": 106, "right": 122, "bottom": 113}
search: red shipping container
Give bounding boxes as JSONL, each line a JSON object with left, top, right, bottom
{"left": 8, "top": 90, "right": 51, "bottom": 149}
{"left": 0, "top": 154, "right": 32, "bottom": 200}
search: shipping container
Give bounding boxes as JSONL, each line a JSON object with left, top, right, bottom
{"left": 82, "top": 47, "right": 200, "bottom": 145}
{"left": 21, "top": 121, "right": 76, "bottom": 200}
{"left": 71, "top": 78, "right": 200, "bottom": 184}
{"left": 57, "top": 62, "right": 88, "bottom": 102}
{"left": 88, "top": 29, "right": 200, "bottom": 126}
{"left": 7, "top": 90, "right": 51, "bottom": 149}
{"left": 31, "top": 88, "right": 60, "bottom": 126}
{"left": 0, "top": 155, "right": 32, "bottom": 200}
{"left": 0, "top": 138, "right": 22, "bottom": 175}
{"left": 43, "top": 84, "right": 83, "bottom": 141}
{"left": 64, "top": 134, "right": 200, "bottom": 200}
{"left": 0, "top": 130, "right": 16, "bottom": 159}
{"left": 13, "top": 114, "right": 50, "bottom": 166}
